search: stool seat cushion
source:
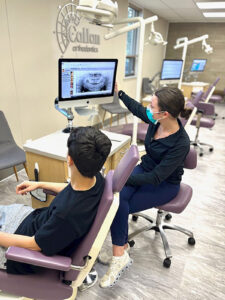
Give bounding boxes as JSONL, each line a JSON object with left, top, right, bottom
{"left": 209, "top": 95, "right": 223, "bottom": 103}
{"left": 106, "top": 123, "right": 148, "bottom": 141}
{"left": 157, "top": 183, "right": 192, "bottom": 214}
{"left": 191, "top": 117, "right": 215, "bottom": 128}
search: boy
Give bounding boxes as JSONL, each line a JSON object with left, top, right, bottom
{"left": 0, "top": 126, "right": 111, "bottom": 275}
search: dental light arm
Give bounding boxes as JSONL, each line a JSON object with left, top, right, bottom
{"left": 174, "top": 35, "right": 209, "bottom": 49}
{"left": 174, "top": 34, "right": 213, "bottom": 89}
{"left": 104, "top": 16, "right": 158, "bottom": 39}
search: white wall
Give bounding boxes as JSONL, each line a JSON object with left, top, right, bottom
{"left": 0, "top": 0, "right": 169, "bottom": 179}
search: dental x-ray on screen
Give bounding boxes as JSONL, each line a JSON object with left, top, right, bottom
{"left": 58, "top": 59, "right": 118, "bottom": 108}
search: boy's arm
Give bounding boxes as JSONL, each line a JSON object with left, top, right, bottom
{"left": 16, "top": 181, "right": 67, "bottom": 195}
{"left": 0, "top": 232, "right": 41, "bottom": 251}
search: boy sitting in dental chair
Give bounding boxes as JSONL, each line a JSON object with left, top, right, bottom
{"left": 0, "top": 126, "right": 111, "bottom": 276}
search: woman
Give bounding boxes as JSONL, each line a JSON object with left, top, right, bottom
{"left": 99, "top": 86, "right": 192, "bottom": 288}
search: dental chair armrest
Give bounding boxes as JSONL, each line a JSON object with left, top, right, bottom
{"left": 43, "top": 189, "right": 58, "bottom": 196}
{"left": 197, "top": 102, "right": 215, "bottom": 115}
{"left": 6, "top": 247, "right": 72, "bottom": 271}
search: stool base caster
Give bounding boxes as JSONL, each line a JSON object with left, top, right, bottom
{"left": 163, "top": 258, "right": 171, "bottom": 268}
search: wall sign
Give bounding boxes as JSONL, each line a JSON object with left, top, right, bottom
{"left": 54, "top": 1, "right": 100, "bottom": 55}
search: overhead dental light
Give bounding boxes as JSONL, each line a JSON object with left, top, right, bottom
{"left": 76, "top": 0, "right": 118, "bottom": 26}
{"left": 146, "top": 22, "right": 167, "bottom": 46}
{"left": 173, "top": 34, "right": 213, "bottom": 89}
{"left": 202, "top": 39, "right": 213, "bottom": 54}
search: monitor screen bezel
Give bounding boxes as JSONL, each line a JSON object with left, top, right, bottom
{"left": 58, "top": 58, "right": 118, "bottom": 102}
{"left": 190, "top": 59, "right": 207, "bottom": 72}
{"left": 160, "top": 59, "right": 183, "bottom": 81}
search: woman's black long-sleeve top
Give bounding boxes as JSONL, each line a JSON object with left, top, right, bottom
{"left": 118, "top": 90, "right": 190, "bottom": 187}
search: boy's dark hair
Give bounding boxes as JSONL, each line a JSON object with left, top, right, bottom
{"left": 67, "top": 127, "right": 112, "bottom": 178}
{"left": 155, "top": 87, "right": 192, "bottom": 120}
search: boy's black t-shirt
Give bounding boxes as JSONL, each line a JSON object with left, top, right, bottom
{"left": 6, "top": 172, "right": 104, "bottom": 275}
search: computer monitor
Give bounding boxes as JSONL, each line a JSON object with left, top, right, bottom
{"left": 190, "top": 59, "right": 207, "bottom": 72}
{"left": 58, "top": 58, "right": 118, "bottom": 108}
{"left": 160, "top": 59, "right": 183, "bottom": 84}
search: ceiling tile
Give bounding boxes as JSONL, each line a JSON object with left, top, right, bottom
{"left": 161, "top": 0, "right": 197, "bottom": 9}
{"left": 130, "top": 0, "right": 166, "bottom": 10}
{"left": 130, "top": 0, "right": 225, "bottom": 22}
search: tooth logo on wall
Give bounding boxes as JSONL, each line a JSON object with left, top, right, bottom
{"left": 54, "top": 1, "right": 100, "bottom": 56}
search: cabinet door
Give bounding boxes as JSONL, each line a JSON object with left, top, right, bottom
{"left": 111, "top": 142, "right": 131, "bottom": 170}
{"left": 26, "top": 152, "right": 68, "bottom": 208}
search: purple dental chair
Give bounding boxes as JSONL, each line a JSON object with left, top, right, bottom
{"left": 191, "top": 78, "right": 220, "bottom": 104}
{"left": 190, "top": 91, "right": 215, "bottom": 156}
{"left": 208, "top": 77, "right": 223, "bottom": 104}
{"left": 0, "top": 145, "right": 139, "bottom": 300}
{"left": 194, "top": 78, "right": 223, "bottom": 118}
{"left": 209, "top": 88, "right": 225, "bottom": 104}
{"left": 208, "top": 78, "right": 225, "bottom": 119}
{"left": 128, "top": 147, "right": 197, "bottom": 268}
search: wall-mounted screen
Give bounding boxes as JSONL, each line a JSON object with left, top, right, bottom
{"left": 190, "top": 59, "right": 207, "bottom": 72}
{"left": 58, "top": 58, "right": 118, "bottom": 108}
{"left": 160, "top": 59, "right": 183, "bottom": 84}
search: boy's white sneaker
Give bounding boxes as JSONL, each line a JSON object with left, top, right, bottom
{"left": 99, "top": 251, "right": 133, "bottom": 288}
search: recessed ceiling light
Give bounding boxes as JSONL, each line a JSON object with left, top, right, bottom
{"left": 197, "top": 2, "right": 225, "bottom": 9}
{"left": 203, "top": 12, "right": 225, "bottom": 17}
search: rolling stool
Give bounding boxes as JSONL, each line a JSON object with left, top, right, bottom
{"left": 128, "top": 148, "right": 197, "bottom": 268}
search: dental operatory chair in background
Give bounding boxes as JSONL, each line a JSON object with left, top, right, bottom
{"left": 209, "top": 88, "right": 225, "bottom": 104}
{"left": 189, "top": 91, "right": 215, "bottom": 156}
{"left": 191, "top": 77, "right": 219, "bottom": 105}
{"left": 208, "top": 77, "right": 221, "bottom": 103}
{"left": 0, "top": 145, "right": 139, "bottom": 300}
{"left": 207, "top": 78, "right": 225, "bottom": 119}
{"left": 128, "top": 147, "right": 197, "bottom": 268}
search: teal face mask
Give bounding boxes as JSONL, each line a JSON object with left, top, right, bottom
{"left": 146, "top": 108, "right": 165, "bottom": 125}
{"left": 146, "top": 108, "right": 158, "bottom": 124}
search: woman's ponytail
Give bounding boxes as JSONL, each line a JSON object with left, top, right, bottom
{"left": 180, "top": 107, "right": 193, "bottom": 120}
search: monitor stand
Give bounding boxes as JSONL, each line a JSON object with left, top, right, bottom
{"left": 62, "top": 118, "right": 75, "bottom": 133}
{"left": 75, "top": 106, "right": 103, "bottom": 128}
{"left": 54, "top": 99, "right": 103, "bottom": 132}
{"left": 54, "top": 98, "right": 75, "bottom": 133}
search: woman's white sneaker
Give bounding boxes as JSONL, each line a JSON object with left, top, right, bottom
{"left": 98, "top": 244, "right": 130, "bottom": 265}
{"left": 99, "top": 251, "right": 133, "bottom": 288}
